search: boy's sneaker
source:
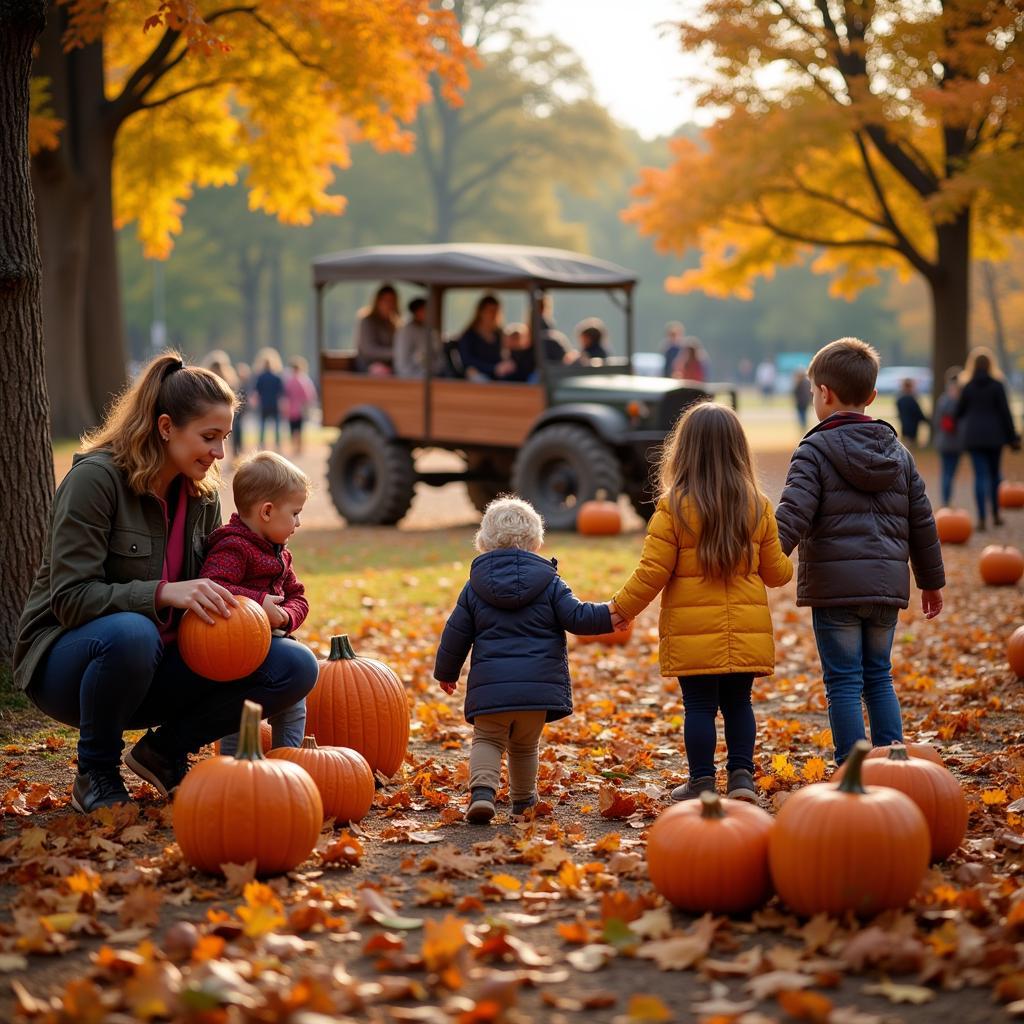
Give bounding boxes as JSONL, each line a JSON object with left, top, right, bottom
{"left": 72, "top": 768, "right": 132, "bottom": 814}
{"left": 670, "top": 776, "right": 716, "bottom": 802}
{"left": 466, "top": 787, "right": 496, "bottom": 824}
{"left": 124, "top": 731, "right": 190, "bottom": 798}
{"left": 511, "top": 794, "right": 538, "bottom": 817}
{"left": 726, "top": 769, "right": 757, "bottom": 802}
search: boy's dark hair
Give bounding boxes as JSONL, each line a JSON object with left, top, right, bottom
{"left": 408, "top": 297, "right": 427, "bottom": 315}
{"left": 807, "top": 337, "right": 880, "bottom": 406}
{"left": 577, "top": 317, "right": 605, "bottom": 348}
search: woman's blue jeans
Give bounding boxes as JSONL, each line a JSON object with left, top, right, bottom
{"left": 812, "top": 605, "right": 902, "bottom": 765}
{"left": 968, "top": 447, "right": 1002, "bottom": 522}
{"left": 27, "top": 612, "right": 318, "bottom": 773}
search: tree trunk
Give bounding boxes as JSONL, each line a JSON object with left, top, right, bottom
{"left": 266, "top": 244, "right": 283, "bottom": 351}
{"left": 31, "top": 5, "right": 127, "bottom": 437}
{"left": 239, "top": 247, "right": 263, "bottom": 363}
{"left": 928, "top": 210, "right": 971, "bottom": 405}
{"left": 979, "top": 260, "right": 1011, "bottom": 374}
{"left": 0, "top": 0, "right": 54, "bottom": 666}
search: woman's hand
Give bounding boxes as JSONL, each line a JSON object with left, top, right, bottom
{"left": 262, "top": 594, "right": 290, "bottom": 629}
{"left": 159, "top": 579, "right": 238, "bottom": 624}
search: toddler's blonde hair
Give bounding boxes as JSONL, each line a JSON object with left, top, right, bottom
{"left": 233, "top": 451, "right": 311, "bottom": 514}
{"left": 475, "top": 496, "right": 544, "bottom": 553}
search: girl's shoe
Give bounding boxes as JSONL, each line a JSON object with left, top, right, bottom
{"left": 466, "top": 787, "right": 496, "bottom": 824}
{"left": 726, "top": 769, "right": 757, "bottom": 802}
{"left": 670, "top": 776, "right": 716, "bottom": 801}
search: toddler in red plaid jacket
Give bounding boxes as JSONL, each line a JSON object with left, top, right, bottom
{"left": 205, "top": 451, "right": 311, "bottom": 754}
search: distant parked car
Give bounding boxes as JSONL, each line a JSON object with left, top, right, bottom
{"left": 875, "top": 365, "right": 931, "bottom": 396}
{"left": 632, "top": 352, "right": 665, "bottom": 377}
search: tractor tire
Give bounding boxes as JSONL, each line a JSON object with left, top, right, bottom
{"left": 327, "top": 421, "right": 415, "bottom": 525}
{"left": 512, "top": 423, "right": 622, "bottom": 531}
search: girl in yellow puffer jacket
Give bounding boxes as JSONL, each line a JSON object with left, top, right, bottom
{"left": 611, "top": 403, "right": 792, "bottom": 802}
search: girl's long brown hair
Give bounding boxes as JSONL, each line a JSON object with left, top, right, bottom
{"left": 81, "top": 351, "right": 236, "bottom": 497}
{"left": 658, "top": 401, "right": 764, "bottom": 579}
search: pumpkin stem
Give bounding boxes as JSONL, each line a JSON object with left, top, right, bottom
{"left": 300, "top": 735, "right": 319, "bottom": 750}
{"left": 886, "top": 744, "right": 911, "bottom": 762}
{"left": 699, "top": 791, "right": 725, "bottom": 819}
{"left": 328, "top": 635, "right": 357, "bottom": 661}
{"left": 836, "top": 740, "right": 871, "bottom": 794}
{"left": 235, "top": 700, "right": 265, "bottom": 761}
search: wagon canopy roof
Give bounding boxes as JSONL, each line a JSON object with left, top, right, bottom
{"left": 312, "top": 243, "right": 637, "bottom": 290}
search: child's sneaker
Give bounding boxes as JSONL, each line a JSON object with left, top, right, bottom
{"left": 511, "top": 794, "right": 537, "bottom": 818}
{"left": 466, "top": 787, "right": 496, "bottom": 824}
{"left": 726, "top": 769, "right": 757, "bottom": 802}
{"left": 670, "top": 776, "right": 716, "bottom": 802}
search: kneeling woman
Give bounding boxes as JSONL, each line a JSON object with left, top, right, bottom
{"left": 14, "top": 354, "right": 319, "bottom": 813}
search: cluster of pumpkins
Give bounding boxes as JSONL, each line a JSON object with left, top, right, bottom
{"left": 647, "top": 740, "right": 966, "bottom": 918}
{"left": 173, "top": 620, "right": 408, "bottom": 876}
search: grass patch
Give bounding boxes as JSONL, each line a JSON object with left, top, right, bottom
{"left": 0, "top": 663, "right": 30, "bottom": 717}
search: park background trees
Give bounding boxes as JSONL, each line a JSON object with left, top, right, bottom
{"left": 627, "top": 0, "right": 1024, "bottom": 394}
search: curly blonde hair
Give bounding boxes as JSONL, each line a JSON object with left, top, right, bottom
{"left": 475, "top": 496, "right": 544, "bottom": 553}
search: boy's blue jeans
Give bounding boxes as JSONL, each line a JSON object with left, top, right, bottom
{"left": 811, "top": 604, "right": 902, "bottom": 765}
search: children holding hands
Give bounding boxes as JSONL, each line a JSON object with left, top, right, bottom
{"left": 201, "top": 451, "right": 312, "bottom": 754}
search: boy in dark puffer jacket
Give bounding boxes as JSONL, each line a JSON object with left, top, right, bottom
{"left": 776, "top": 338, "right": 946, "bottom": 766}
{"left": 434, "top": 497, "right": 618, "bottom": 824}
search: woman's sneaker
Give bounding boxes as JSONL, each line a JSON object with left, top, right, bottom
{"left": 72, "top": 768, "right": 132, "bottom": 814}
{"left": 466, "top": 787, "right": 496, "bottom": 824}
{"left": 124, "top": 731, "right": 189, "bottom": 798}
{"left": 670, "top": 776, "right": 716, "bottom": 802}
{"left": 726, "top": 769, "right": 757, "bottom": 802}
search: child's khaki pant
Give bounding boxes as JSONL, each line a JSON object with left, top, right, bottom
{"left": 469, "top": 710, "right": 546, "bottom": 800}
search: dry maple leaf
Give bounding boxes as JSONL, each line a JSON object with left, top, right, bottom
{"left": 421, "top": 913, "right": 467, "bottom": 972}
{"left": 598, "top": 785, "right": 638, "bottom": 819}
{"left": 862, "top": 979, "right": 935, "bottom": 1004}
{"left": 118, "top": 885, "right": 163, "bottom": 928}
{"left": 220, "top": 859, "right": 258, "bottom": 894}
{"left": 776, "top": 988, "right": 834, "bottom": 1022}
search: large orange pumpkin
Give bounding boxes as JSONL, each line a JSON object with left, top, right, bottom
{"left": 979, "top": 545, "right": 1024, "bottom": 586}
{"left": 577, "top": 497, "right": 622, "bottom": 536}
{"left": 934, "top": 508, "right": 972, "bottom": 545}
{"left": 769, "top": 741, "right": 929, "bottom": 917}
{"left": 173, "top": 701, "right": 322, "bottom": 875}
{"left": 859, "top": 745, "right": 967, "bottom": 862}
{"left": 647, "top": 792, "right": 773, "bottom": 914}
{"left": 268, "top": 737, "right": 374, "bottom": 823}
{"left": 576, "top": 621, "right": 634, "bottom": 646}
{"left": 306, "top": 635, "right": 409, "bottom": 778}
{"left": 1008, "top": 626, "right": 1024, "bottom": 679}
{"left": 178, "top": 596, "right": 271, "bottom": 682}
{"left": 998, "top": 481, "right": 1024, "bottom": 509}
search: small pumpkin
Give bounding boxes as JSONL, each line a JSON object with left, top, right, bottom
{"left": 1008, "top": 625, "right": 1024, "bottom": 679}
{"left": 173, "top": 700, "right": 322, "bottom": 875}
{"left": 576, "top": 621, "right": 633, "bottom": 646}
{"left": 859, "top": 745, "right": 967, "bottom": 862}
{"left": 268, "top": 737, "right": 374, "bottom": 823}
{"left": 178, "top": 595, "right": 271, "bottom": 682}
{"left": 998, "top": 481, "right": 1024, "bottom": 509}
{"left": 647, "top": 792, "right": 773, "bottom": 914}
{"left": 769, "top": 740, "right": 929, "bottom": 917}
{"left": 934, "top": 508, "right": 972, "bottom": 545}
{"left": 306, "top": 635, "right": 409, "bottom": 778}
{"left": 576, "top": 495, "right": 622, "bottom": 536}
{"left": 213, "top": 719, "right": 272, "bottom": 756}
{"left": 979, "top": 545, "right": 1024, "bottom": 586}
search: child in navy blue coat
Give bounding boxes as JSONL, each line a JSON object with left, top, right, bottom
{"left": 434, "top": 497, "right": 617, "bottom": 824}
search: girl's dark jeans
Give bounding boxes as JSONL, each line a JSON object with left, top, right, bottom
{"left": 27, "top": 612, "right": 318, "bottom": 773}
{"left": 678, "top": 673, "right": 756, "bottom": 778}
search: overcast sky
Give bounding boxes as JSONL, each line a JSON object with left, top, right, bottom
{"left": 529, "top": 0, "right": 705, "bottom": 138}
